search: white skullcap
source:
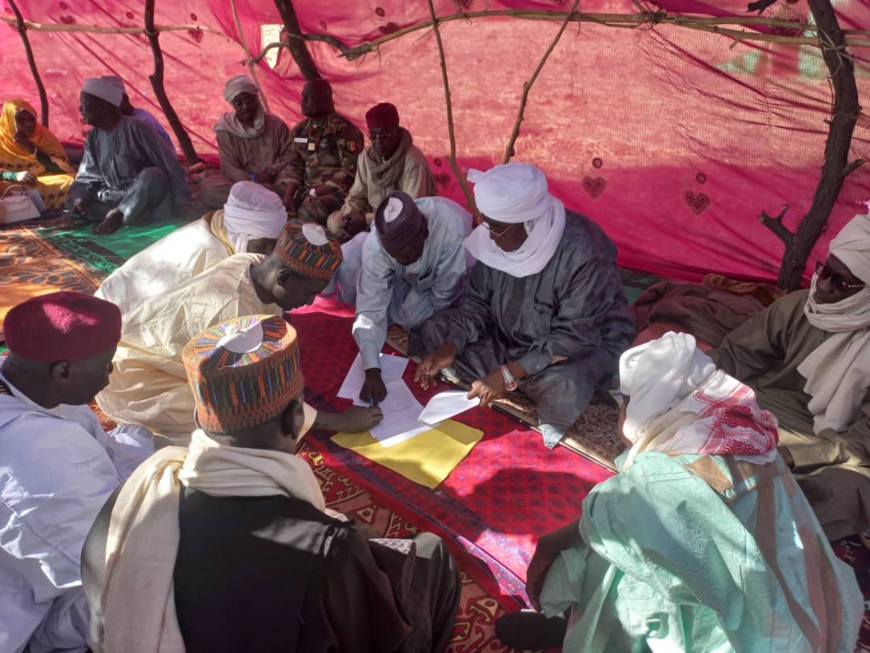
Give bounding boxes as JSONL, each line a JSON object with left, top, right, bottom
{"left": 382, "top": 197, "right": 404, "bottom": 223}
{"left": 467, "top": 162, "right": 554, "bottom": 224}
{"left": 82, "top": 77, "right": 123, "bottom": 108}
{"left": 223, "top": 75, "right": 260, "bottom": 104}
{"left": 828, "top": 212, "right": 870, "bottom": 285}
{"left": 223, "top": 182, "right": 287, "bottom": 253}
{"left": 619, "top": 332, "right": 716, "bottom": 443}
{"left": 215, "top": 320, "right": 264, "bottom": 354}
{"left": 100, "top": 75, "right": 127, "bottom": 97}
{"left": 301, "top": 222, "right": 330, "bottom": 246}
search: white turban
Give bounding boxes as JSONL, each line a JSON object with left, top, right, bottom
{"left": 223, "top": 75, "right": 260, "bottom": 104}
{"left": 619, "top": 332, "right": 716, "bottom": 444}
{"left": 828, "top": 212, "right": 870, "bottom": 284}
{"left": 463, "top": 162, "right": 566, "bottom": 278}
{"left": 82, "top": 77, "right": 123, "bottom": 108}
{"left": 223, "top": 182, "right": 287, "bottom": 253}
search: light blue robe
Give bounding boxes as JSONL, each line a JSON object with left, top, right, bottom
{"left": 541, "top": 451, "right": 863, "bottom": 653}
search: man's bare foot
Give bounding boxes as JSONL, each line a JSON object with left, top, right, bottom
{"left": 95, "top": 208, "right": 124, "bottom": 235}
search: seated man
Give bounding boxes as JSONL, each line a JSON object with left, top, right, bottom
{"left": 326, "top": 102, "right": 436, "bottom": 241}
{"left": 497, "top": 333, "right": 863, "bottom": 653}
{"left": 355, "top": 191, "right": 472, "bottom": 404}
{"left": 411, "top": 162, "right": 636, "bottom": 447}
{"left": 200, "top": 75, "right": 294, "bottom": 209}
{"left": 68, "top": 77, "right": 190, "bottom": 235}
{"left": 96, "top": 220, "right": 380, "bottom": 443}
{"left": 97, "top": 181, "right": 286, "bottom": 308}
{"left": 102, "top": 74, "right": 174, "bottom": 149}
{"left": 711, "top": 212, "right": 870, "bottom": 540}
{"left": 283, "top": 78, "right": 364, "bottom": 226}
{"left": 0, "top": 292, "right": 153, "bottom": 653}
{"left": 82, "top": 314, "right": 461, "bottom": 653}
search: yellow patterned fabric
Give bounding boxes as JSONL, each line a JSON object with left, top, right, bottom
{"left": 0, "top": 99, "right": 75, "bottom": 209}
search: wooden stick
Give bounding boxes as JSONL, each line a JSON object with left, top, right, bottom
{"left": 426, "top": 0, "right": 477, "bottom": 214}
{"left": 144, "top": 0, "right": 201, "bottom": 165}
{"left": 7, "top": 0, "right": 49, "bottom": 126}
{"left": 273, "top": 0, "right": 322, "bottom": 80}
{"left": 230, "top": 0, "right": 270, "bottom": 113}
{"left": 0, "top": 15, "right": 229, "bottom": 37}
{"left": 504, "top": 0, "right": 580, "bottom": 163}
{"left": 757, "top": 203, "right": 793, "bottom": 247}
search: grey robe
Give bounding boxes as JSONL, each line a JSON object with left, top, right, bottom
{"left": 69, "top": 116, "right": 189, "bottom": 224}
{"left": 410, "top": 211, "right": 635, "bottom": 446}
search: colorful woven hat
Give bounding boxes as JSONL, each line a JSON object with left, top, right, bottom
{"left": 182, "top": 315, "right": 305, "bottom": 434}
{"left": 275, "top": 220, "right": 342, "bottom": 281}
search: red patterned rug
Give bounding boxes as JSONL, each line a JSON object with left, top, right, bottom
{"left": 291, "top": 298, "right": 614, "bottom": 609}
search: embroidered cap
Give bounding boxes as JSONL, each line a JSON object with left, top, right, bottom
{"left": 274, "top": 219, "right": 342, "bottom": 281}
{"left": 182, "top": 315, "right": 304, "bottom": 434}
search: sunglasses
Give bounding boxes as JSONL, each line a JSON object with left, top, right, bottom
{"left": 815, "top": 260, "right": 865, "bottom": 292}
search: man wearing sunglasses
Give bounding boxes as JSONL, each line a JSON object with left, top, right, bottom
{"left": 411, "top": 162, "right": 636, "bottom": 448}
{"left": 712, "top": 212, "right": 870, "bottom": 541}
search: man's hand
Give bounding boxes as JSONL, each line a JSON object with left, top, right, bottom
{"left": 283, "top": 182, "right": 300, "bottom": 209}
{"left": 311, "top": 184, "right": 333, "bottom": 197}
{"left": 253, "top": 168, "right": 276, "bottom": 184}
{"left": 360, "top": 368, "right": 387, "bottom": 406}
{"left": 343, "top": 211, "right": 369, "bottom": 239}
{"left": 15, "top": 170, "right": 36, "bottom": 184}
{"left": 334, "top": 405, "right": 383, "bottom": 432}
{"left": 414, "top": 342, "right": 458, "bottom": 390}
{"left": 467, "top": 368, "right": 506, "bottom": 407}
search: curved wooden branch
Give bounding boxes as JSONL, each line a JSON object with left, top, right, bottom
{"left": 230, "top": 0, "right": 270, "bottom": 112}
{"left": 144, "top": 0, "right": 201, "bottom": 165}
{"left": 758, "top": 203, "right": 793, "bottom": 247}
{"left": 504, "top": 0, "right": 580, "bottom": 163}
{"left": 7, "top": 0, "right": 49, "bottom": 126}
{"left": 426, "top": 0, "right": 476, "bottom": 214}
{"left": 273, "top": 0, "right": 321, "bottom": 80}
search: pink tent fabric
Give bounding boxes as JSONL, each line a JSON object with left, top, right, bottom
{"left": 1, "top": 0, "right": 868, "bottom": 282}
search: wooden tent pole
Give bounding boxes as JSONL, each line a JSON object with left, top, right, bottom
{"left": 7, "top": 0, "right": 49, "bottom": 126}
{"left": 759, "top": 0, "right": 863, "bottom": 290}
{"left": 273, "top": 0, "right": 321, "bottom": 80}
{"left": 504, "top": 0, "right": 580, "bottom": 163}
{"left": 144, "top": 0, "right": 202, "bottom": 165}
{"left": 230, "top": 0, "right": 271, "bottom": 113}
{"left": 426, "top": 0, "right": 477, "bottom": 215}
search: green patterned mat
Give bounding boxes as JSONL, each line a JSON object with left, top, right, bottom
{"left": 36, "top": 220, "right": 184, "bottom": 274}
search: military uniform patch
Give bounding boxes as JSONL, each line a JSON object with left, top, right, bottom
{"left": 347, "top": 140, "right": 358, "bottom": 153}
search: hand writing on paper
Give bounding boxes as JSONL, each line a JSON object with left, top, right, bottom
{"left": 414, "top": 342, "right": 457, "bottom": 390}
{"left": 360, "top": 368, "right": 387, "bottom": 406}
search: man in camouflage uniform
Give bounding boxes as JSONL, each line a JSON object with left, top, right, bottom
{"left": 283, "top": 79, "right": 364, "bottom": 226}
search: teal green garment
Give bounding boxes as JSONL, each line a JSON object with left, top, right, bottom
{"left": 540, "top": 451, "right": 863, "bottom": 653}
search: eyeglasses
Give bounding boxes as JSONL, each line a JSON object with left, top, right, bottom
{"left": 480, "top": 219, "right": 515, "bottom": 239}
{"left": 815, "top": 260, "right": 865, "bottom": 292}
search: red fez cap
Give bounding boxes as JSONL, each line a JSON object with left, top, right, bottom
{"left": 4, "top": 291, "right": 122, "bottom": 361}
{"left": 365, "top": 103, "right": 399, "bottom": 131}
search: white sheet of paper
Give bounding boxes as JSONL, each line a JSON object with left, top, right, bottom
{"left": 418, "top": 391, "right": 480, "bottom": 426}
{"left": 337, "top": 353, "right": 409, "bottom": 400}
{"left": 353, "top": 378, "right": 428, "bottom": 443}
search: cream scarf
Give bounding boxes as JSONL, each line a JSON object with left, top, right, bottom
{"left": 213, "top": 105, "right": 266, "bottom": 139}
{"left": 799, "top": 277, "right": 870, "bottom": 433}
{"left": 101, "top": 430, "right": 325, "bottom": 652}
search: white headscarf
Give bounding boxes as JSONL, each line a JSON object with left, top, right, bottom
{"left": 620, "top": 332, "right": 778, "bottom": 469}
{"left": 82, "top": 77, "right": 123, "bottom": 107}
{"left": 463, "top": 163, "right": 566, "bottom": 278}
{"left": 223, "top": 181, "right": 287, "bottom": 253}
{"left": 799, "top": 212, "right": 870, "bottom": 432}
{"left": 214, "top": 75, "right": 265, "bottom": 138}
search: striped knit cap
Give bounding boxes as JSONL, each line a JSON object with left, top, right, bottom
{"left": 182, "top": 315, "right": 304, "bottom": 434}
{"left": 275, "top": 220, "right": 342, "bottom": 281}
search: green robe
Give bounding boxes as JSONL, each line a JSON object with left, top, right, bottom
{"left": 541, "top": 451, "right": 863, "bottom": 653}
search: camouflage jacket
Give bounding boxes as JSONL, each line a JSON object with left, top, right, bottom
{"left": 286, "top": 112, "right": 364, "bottom": 193}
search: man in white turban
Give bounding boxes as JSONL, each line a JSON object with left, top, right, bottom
{"left": 200, "top": 75, "right": 294, "bottom": 210}
{"left": 495, "top": 332, "right": 863, "bottom": 653}
{"left": 96, "top": 181, "right": 287, "bottom": 308}
{"left": 412, "top": 162, "right": 635, "bottom": 448}
{"left": 712, "top": 211, "right": 870, "bottom": 540}
{"left": 68, "top": 77, "right": 190, "bottom": 235}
